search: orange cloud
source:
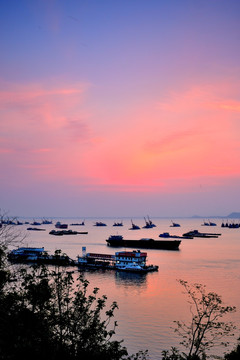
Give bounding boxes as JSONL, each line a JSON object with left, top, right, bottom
{"left": 220, "top": 102, "right": 240, "bottom": 112}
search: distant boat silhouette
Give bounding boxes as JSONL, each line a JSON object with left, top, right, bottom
{"left": 129, "top": 219, "right": 140, "bottom": 230}
{"left": 170, "top": 220, "right": 180, "bottom": 227}
{"left": 142, "top": 216, "right": 156, "bottom": 228}
{"left": 94, "top": 221, "right": 107, "bottom": 226}
{"left": 113, "top": 221, "right": 123, "bottom": 226}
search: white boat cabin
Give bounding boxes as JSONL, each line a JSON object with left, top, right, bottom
{"left": 115, "top": 250, "right": 147, "bottom": 269}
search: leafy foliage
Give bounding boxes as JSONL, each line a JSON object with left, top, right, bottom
{"left": 224, "top": 338, "right": 240, "bottom": 360}
{"left": 0, "top": 249, "right": 148, "bottom": 360}
{"left": 172, "top": 280, "right": 236, "bottom": 358}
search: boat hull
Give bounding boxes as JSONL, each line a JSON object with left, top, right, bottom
{"left": 106, "top": 238, "right": 181, "bottom": 250}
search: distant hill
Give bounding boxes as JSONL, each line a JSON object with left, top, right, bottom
{"left": 227, "top": 212, "right": 240, "bottom": 218}
{"left": 191, "top": 212, "right": 240, "bottom": 219}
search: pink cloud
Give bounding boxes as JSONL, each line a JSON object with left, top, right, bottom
{"left": 78, "top": 82, "right": 240, "bottom": 191}
{"left": 1, "top": 79, "right": 240, "bottom": 195}
{"left": 0, "top": 81, "right": 96, "bottom": 184}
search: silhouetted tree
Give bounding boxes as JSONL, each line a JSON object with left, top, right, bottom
{"left": 0, "top": 245, "right": 148, "bottom": 360}
{"left": 224, "top": 338, "right": 240, "bottom": 360}
{"left": 163, "top": 280, "right": 236, "bottom": 359}
{"left": 0, "top": 210, "right": 26, "bottom": 249}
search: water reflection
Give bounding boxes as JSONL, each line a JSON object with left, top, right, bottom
{"left": 115, "top": 270, "right": 148, "bottom": 288}
{"left": 16, "top": 217, "right": 240, "bottom": 359}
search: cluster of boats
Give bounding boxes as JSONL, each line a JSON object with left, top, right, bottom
{"left": 91, "top": 217, "right": 180, "bottom": 229}
{"left": 221, "top": 221, "right": 240, "bottom": 228}
{"left": 201, "top": 220, "right": 217, "bottom": 226}
{"left": 7, "top": 247, "right": 158, "bottom": 273}
{"left": 6, "top": 217, "right": 227, "bottom": 273}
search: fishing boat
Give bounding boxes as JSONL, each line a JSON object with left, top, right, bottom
{"left": 142, "top": 216, "right": 156, "bottom": 228}
{"left": 113, "top": 221, "right": 123, "bottom": 226}
{"left": 42, "top": 219, "right": 53, "bottom": 225}
{"left": 129, "top": 219, "right": 140, "bottom": 230}
{"left": 106, "top": 235, "right": 181, "bottom": 250}
{"left": 30, "top": 221, "right": 42, "bottom": 226}
{"left": 201, "top": 220, "right": 217, "bottom": 226}
{"left": 170, "top": 220, "right": 181, "bottom": 227}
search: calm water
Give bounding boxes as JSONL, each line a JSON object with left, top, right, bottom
{"left": 17, "top": 218, "right": 240, "bottom": 359}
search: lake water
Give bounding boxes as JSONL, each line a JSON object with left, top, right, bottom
{"left": 16, "top": 217, "right": 240, "bottom": 359}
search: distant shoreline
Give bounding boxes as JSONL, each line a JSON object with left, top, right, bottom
{"left": 11, "top": 212, "right": 240, "bottom": 220}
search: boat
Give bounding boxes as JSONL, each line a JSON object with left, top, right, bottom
{"left": 77, "top": 248, "right": 158, "bottom": 273}
{"left": 8, "top": 246, "right": 158, "bottom": 273}
{"left": 201, "top": 220, "right": 217, "bottom": 226}
{"left": 8, "top": 247, "right": 75, "bottom": 265}
{"left": 113, "top": 221, "right": 123, "bottom": 226}
{"left": 27, "top": 227, "right": 46, "bottom": 231}
{"left": 106, "top": 235, "right": 181, "bottom": 250}
{"left": 182, "top": 230, "right": 221, "bottom": 238}
{"left": 78, "top": 250, "right": 115, "bottom": 269}
{"left": 55, "top": 221, "right": 68, "bottom": 229}
{"left": 42, "top": 219, "right": 53, "bottom": 225}
{"left": 94, "top": 221, "right": 107, "bottom": 226}
{"left": 228, "top": 222, "right": 240, "bottom": 228}
{"left": 70, "top": 221, "right": 85, "bottom": 226}
{"left": 49, "top": 229, "right": 88, "bottom": 236}
{"left": 170, "top": 221, "right": 181, "bottom": 227}
{"left": 107, "top": 235, "right": 124, "bottom": 241}
{"left": 8, "top": 247, "right": 45, "bottom": 261}
{"left": 129, "top": 219, "right": 140, "bottom": 230}
{"left": 115, "top": 250, "right": 158, "bottom": 272}
{"left": 30, "top": 221, "right": 42, "bottom": 226}
{"left": 142, "top": 216, "right": 156, "bottom": 228}
{"left": 159, "top": 232, "right": 193, "bottom": 239}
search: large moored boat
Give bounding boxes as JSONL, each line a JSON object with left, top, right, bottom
{"left": 106, "top": 235, "right": 181, "bottom": 250}
{"left": 77, "top": 248, "right": 158, "bottom": 272}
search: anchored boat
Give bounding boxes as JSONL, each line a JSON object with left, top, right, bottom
{"left": 182, "top": 230, "right": 221, "bottom": 238}
{"left": 106, "top": 235, "right": 181, "bottom": 250}
{"left": 78, "top": 248, "right": 158, "bottom": 272}
{"left": 7, "top": 247, "right": 75, "bottom": 265}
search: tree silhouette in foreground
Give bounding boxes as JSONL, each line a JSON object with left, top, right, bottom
{"left": 162, "top": 280, "right": 236, "bottom": 360}
{"left": 224, "top": 337, "right": 240, "bottom": 360}
{"left": 0, "top": 254, "right": 148, "bottom": 360}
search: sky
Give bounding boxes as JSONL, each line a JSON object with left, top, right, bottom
{"left": 0, "top": 0, "right": 240, "bottom": 218}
